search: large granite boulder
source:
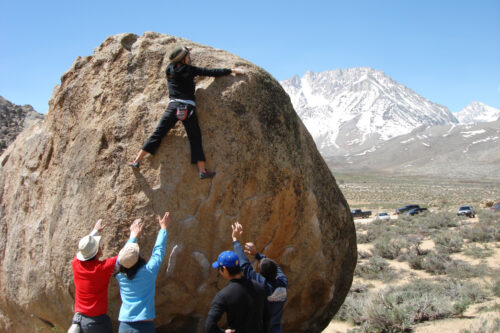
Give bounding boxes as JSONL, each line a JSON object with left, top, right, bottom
{"left": 0, "top": 32, "right": 356, "bottom": 332}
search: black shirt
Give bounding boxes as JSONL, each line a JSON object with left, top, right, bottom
{"left": 166, "top": 63, "right": 231, "bottom": 101}
{"left": 206, "top": 277, "right": 270, "bottom": 333}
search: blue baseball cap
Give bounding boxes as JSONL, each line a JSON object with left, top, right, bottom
{"left": 212, "top": 251, "right": 240, "bottom": 269}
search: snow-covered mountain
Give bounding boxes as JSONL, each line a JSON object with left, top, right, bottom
{"left": 280, "top": 68, "right": 458, "bottom": 157}
{"left": 455, "top": 101, "right": 500, "bottom": 124}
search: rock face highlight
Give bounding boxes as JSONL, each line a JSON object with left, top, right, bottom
{"left": 0, "top": 32, "right": 356, "bottom": 332}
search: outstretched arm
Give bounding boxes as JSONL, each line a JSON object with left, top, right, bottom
{"left": 231, "top": 222, "right": 251, "bottom": 267}
{"left": 246, "top": 242, "right": 288, "bottom": 288}
{"left": 192, "top": 65, "right": 246, "bottom": 78}
{"left": 231, "top": 223, "right": 270, "bottom": 289}
{"left": 146, "top": 212, "right": 170, "bottom": 274}
{"left": 274, "top": 263, "right": 288, "bottom": 288}
{"left": 88, "top": 219, "right": 116, "bottom": 268}
{"left": 245, "top": 242, "right": 288, "bottom": 288}
{"left": 192, "top": 66, "right": 231, "bottom": 77}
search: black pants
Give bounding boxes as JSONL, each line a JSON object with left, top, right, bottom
{"left": 72, "top": 313, "right": 112, "bottom": 333}
{"left": 142, "top": 102, "right": 206, "bottom": 164}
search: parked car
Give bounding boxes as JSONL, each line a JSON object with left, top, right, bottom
{"left": 457, "top": 205, "right": 475, "bottom": 218}
{"left": 492, "top": 202, "right": 500, "bottom": 212}
{"left": 406, "top": 207, "right": 428, "bottom": 216}
{"left": 351, "top": 209, "right": 372, "bottom": 218}
{"left": 375, "top": 212, "right": 391, "bottom": 220}
{"left": 395, "top": 204, "right": 420, "bottom": 214}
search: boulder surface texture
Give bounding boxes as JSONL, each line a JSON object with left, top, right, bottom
{"left": 0, "top": 32, "right": 356, "bottom": 333}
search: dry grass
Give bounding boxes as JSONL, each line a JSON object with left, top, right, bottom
{"left": 324, "top": 172, "right": 500, "bottom": 333}
{"left": 336, "top": 171, "right": 500, "bottom": 212}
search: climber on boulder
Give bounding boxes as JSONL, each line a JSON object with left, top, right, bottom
{"left": 128, "top": 46, "right": 245, "bottom": 179}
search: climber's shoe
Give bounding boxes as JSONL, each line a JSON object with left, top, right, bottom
{"left": 128, "top": 161, "right": 140, "bottom": 169}
{"left": 200, "top": 170, "right": 216, "bottom": 179}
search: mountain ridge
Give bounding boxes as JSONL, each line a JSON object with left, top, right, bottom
{"left": 456, "top": 101, "right": 500, "bottom": 124}
{"left": 280, "top": 68, "right": 499, "bottom": 179}
{"left": 280, "top": 68, "right": 458, "bottom": 157}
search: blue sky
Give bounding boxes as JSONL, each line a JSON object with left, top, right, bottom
{"left": 1, "top": 0, "right": 499, "bottom": 114}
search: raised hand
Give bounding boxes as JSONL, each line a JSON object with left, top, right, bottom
{"left": 130, "top": 218, "right": 143, "bottom": 238}
{"left": 158, "top": 211, "right": 171, "bottom": 230}
{"left": 93, "top": 219, "right": 105, "bottom": 233}
{"left": 244, "top": 242, "right": 257, "bottom": 256}
{"left": 231, "top": 222, "right": 243, "bottom": 242}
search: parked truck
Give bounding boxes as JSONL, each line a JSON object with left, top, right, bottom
{"left": 351, "top": 209, "right": 372, "bottom": 218}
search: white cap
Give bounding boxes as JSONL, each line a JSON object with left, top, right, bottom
{"left": 118, "top": 243, "right": 140, "bottom": 268}
{"left": 76, "top": 235, "right": 101, "bottom": 261}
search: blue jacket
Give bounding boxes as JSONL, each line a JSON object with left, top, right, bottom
{"left": 116, "top": 229, "right": 167, "bottom": 322}
{"left": 233, "top": 241, "right": 288, "bottom": 333}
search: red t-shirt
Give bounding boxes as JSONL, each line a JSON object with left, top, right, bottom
{"left": 72, "top": 255, "right": 118, "bottom": 316}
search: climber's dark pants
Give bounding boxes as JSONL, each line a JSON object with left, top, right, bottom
{"left": 72, "top": 313, "right": 112, "bottom": 333}
{"left": 141, "top": 102, "right": 206, "bottom": 164}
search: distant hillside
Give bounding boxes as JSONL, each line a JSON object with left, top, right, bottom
{"left": 327, "top": 120, "right": 500, "bottom": 179}
{"left": 0, "top": 96, "right": 44, "bottom": 154}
